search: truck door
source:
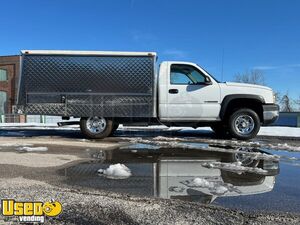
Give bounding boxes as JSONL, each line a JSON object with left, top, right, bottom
{"left": 162, "top": 62, "right": 221, "bottom": 121}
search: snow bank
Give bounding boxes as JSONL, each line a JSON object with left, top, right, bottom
{"left": 259, "top": 126, "right": 300, "bottom": 137}
{"left": 98, "top": 163, "right": 132, "bottom": 179}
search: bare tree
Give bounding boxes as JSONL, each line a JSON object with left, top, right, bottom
{"left": 234, "top": 69, "right": 265, "bottom": 85}
{"left": 274, "top": 91, "right": 281, "bottom": 105}
{"left": 280, "top": 92, "right": 294, "bottom": 112}
{"left": 296, "top": 95, "right": 300, "bottom": 111}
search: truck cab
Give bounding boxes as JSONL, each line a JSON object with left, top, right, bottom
{"left": 157, "top": 61, "right": 279, "bottom": 139}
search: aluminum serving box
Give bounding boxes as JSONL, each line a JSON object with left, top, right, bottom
{"left": 15, "top": 50, "right": 157, "bottom": 118}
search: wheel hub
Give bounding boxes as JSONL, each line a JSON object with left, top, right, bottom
{"left": 86, "top": 117, "right": 107, "bottom": 134}
{"left": 234, "top": 115, "right": 255, "bottom": 135}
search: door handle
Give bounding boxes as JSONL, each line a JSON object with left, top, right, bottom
{"left": 169, "top": 89, "right": 179, "bottom": 94}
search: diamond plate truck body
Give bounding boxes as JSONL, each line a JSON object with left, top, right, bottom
{"left": 16, "top": 50, "right": 156, "bottom": 119}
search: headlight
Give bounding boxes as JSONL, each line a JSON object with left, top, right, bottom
{"left": 273, "top": 92, "right": 276, "bottom": 103}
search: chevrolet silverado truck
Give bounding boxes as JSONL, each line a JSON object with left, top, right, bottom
{"left": 14, "top": 50, "right": 279, "bottom": 140}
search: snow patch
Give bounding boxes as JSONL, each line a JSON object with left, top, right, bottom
{"left": 98, "top": 163, "right": 132, "bottom": 179}
{"left": 270, "top": 143, "right": 300, "bottom": 151}
{"left": 259, "top": 126, "right": 300, "bottom": 137}
{"left": 17, "top": 146, "right": 48, "bottom": 152}
{"left": 202, "top": 162, "right": 269, "bottom": 175}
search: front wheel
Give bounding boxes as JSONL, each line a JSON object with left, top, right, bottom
{"left": 210, "top": 123, "right": 230, "bottom": 138}
{"left": 228, "top": 108, "right": 260, "bottom": 140}
{"left": 80, "top": 117, "right": 113, "bottom": 139}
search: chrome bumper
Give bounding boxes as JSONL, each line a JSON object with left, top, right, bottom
{"left": 262, "top": 104, "right": 279, "bottom": 125}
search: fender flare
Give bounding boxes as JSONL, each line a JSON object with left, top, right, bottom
{"left": 219, "top": 94, "right": 265, "bottom": 119}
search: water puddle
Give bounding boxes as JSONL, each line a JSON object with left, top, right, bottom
{"left": 56, "top": 142, "right": 298, "bottom": 212}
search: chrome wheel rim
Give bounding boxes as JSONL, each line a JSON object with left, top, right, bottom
{"left": 86, "top": 117, "right": 107, "bottom": 134}
{"left": 234, "top": 115, "right": 255, "bottom": 135}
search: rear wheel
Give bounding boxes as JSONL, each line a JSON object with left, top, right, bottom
{"left": 80, "top": 117, "right": 113, "bottom": 139}
{"left": 228, "top": 108, "right": 260, "bottom": 140}
{"left": 109, "top": 123, "right": 119, "bottom": 136}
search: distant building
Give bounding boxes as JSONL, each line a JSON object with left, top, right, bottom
{"left": 0, "top": 55, "right": 20, "bottom": 114}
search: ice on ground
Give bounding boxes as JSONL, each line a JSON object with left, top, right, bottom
{"left": 175, "top": 126, "right": 300, "bottom": 138}
{"left": 125, "top": 135, "right": 300, "bottom": 152}
{"left": 98, "top": 163, "right": 132, "bottom": 179}
{"left": 17, "top": 146, "right": 48, "bottom": 152}
{"left": 269, "top": 143, "right": 300, "bottom": 151}
{"left": 202, "top": 162, "right": 269, "bottom": 175}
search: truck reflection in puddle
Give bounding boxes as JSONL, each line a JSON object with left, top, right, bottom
{"left": 58, "top": 144, "right": 279, "bottom": 204}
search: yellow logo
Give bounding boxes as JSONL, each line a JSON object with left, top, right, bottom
{"left": 1, "top": 199, "right": 62, "bottom": 223}
{"left": 42, "top": 201, "right": 62, "bottom": 217}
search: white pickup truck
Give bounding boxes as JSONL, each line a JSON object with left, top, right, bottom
{"left": 14, "top": 50, "right": 279, "bottom": 140}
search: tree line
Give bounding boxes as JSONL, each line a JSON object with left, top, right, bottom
{"left": 234, "top": 70, "right": 299, "bottom": 112}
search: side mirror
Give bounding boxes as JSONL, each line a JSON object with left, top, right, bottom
{"left": 204, "top": 76, "right": 212, "bottom": 85}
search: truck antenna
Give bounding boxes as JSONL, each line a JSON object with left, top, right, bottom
{"left": 221, "top": 48, "right": 224, "bottom": 82}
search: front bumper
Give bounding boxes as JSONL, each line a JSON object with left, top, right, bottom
{"left": 262, "top": 104, "right": 279, "bottom": 125}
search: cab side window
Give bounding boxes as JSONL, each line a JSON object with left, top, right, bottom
{"left": 170, "top": 64, "right": 206, "bottom": 85}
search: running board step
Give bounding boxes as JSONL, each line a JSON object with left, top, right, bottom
{"left": 57, "top": 121, "right": 80, "bottom": 127}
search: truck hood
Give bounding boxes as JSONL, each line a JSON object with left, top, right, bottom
{"left": 225, "top": 82, "right": 272, "bottom": 91}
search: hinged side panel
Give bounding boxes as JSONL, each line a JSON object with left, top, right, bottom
{"left": 18, "top": 54, "right": 155, "bottom": 118}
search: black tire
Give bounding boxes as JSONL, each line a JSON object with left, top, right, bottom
{"left": 109, "top": 123, "right": 119, "bottom": 136}
{"left": 210, "top": 123, "right": 230, "bottom": 138}
{"left": 80, "top": 117, "right": 113, "bottom": 139}
{"left": 112, "top": 123, "right": 119, "bottom": 132}
{"left": 228, "top": 108, "right": 260, "bottom": 140}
